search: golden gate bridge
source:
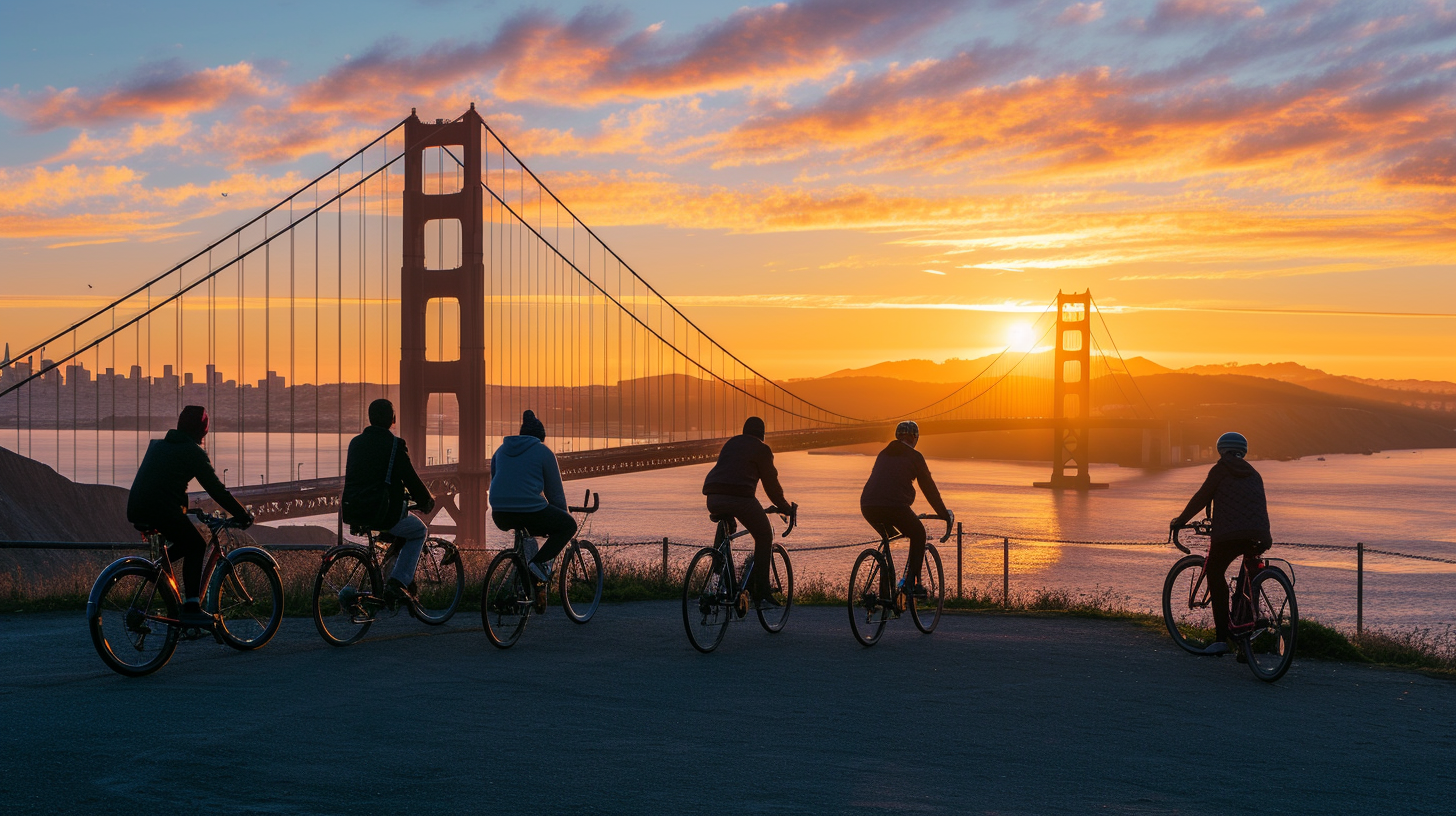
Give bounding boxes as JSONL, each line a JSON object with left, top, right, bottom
{"left": 0, "top": 107, "right": 1166, "bottom": 543}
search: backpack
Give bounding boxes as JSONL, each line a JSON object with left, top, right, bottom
{"left": 340, "top": 437, "right": 399, "bottom": 530}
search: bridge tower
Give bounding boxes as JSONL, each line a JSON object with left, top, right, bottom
{"left": 400, "top": 107, "right": 488, "bottom": 543}
{"left": 1035, "top": 290, "right": 1107, "bottom": 490}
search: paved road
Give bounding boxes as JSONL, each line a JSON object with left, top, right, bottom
{"left": 1, "top": 602, "right": 1452, "bottom": 815}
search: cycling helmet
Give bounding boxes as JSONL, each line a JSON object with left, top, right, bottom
{"left": 1216, "top": 432, "right": 1248, "bottom": 457}
{"left": 895, "top": 420, "right": 920, "bottom": 443}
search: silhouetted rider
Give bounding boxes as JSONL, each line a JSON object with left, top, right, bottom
{"left": 1170, "top": 431, "right": 1272, "bottom": 656}
{"left": 860, "top": 420, "right": 952, "bottom": 610}
{"left": 342, "top": 399, "right": 436, "bottom": 602}
{"left": 127, "top": 406, "right": 253, "bottom": 628}
{"left": 490, "top": 410, "right": 575, "bottom": 588}
{"left": 703, "top": 416, "right": 791, "bottom": 608}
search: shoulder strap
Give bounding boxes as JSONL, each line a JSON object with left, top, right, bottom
{"left": 384, "top": 437, "right": 399, "bottom": 485}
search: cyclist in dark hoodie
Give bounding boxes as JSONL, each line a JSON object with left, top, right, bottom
{"left": 702, "top": 416, "right": 792, "bottom": 608}
{"left": 128, "top": 406, "right": 253, "bottom": 628}
{"left": 1170, "top": 431, "right": 1273, "bottom": 656}
{"left": 490, "top": 410, "right": 574, "bottom": 588}
{"left": 860, "top": 420, "right": 953, "bottom": 612}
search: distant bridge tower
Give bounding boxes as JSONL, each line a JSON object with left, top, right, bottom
{"left": 1035, "top": 290, "right": 1107, "bottom": 490}
{"left": 400, "top": 107, "right": 488, "bottom": 543}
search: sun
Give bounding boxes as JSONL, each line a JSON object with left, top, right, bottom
{"left": 1006, "top": 321, "right": 1038, "bottom": 352}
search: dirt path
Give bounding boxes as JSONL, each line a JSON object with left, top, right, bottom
{"left": 1, "top": 603, "right": 1452, "bottom": 814}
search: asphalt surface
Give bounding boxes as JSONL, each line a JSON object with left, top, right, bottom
{"left": 1, "top": 602, "right": 1452, "bottom": 815}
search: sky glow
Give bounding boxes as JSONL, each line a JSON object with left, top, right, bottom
{"left": 1, "top": 0, "right": 1453, "bottom": 380}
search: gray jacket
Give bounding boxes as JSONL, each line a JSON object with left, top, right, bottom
{"left": 489, "top": 435, "right": 567, "bottom": 513}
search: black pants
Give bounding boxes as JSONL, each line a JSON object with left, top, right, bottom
{"left": 861, "top": 504, "right": 927, "bottom": 589}
{"left": 148, "top": 512, "right": 208, "bottom": 602}
{"left": 705, "top": 494, "right": 773, "bottom": 600}
{"left": 1206, "top": 538, "right": 1268, "bottom": 642}
{"left": 492, "top": 506, "right": 577, "bottom": 567}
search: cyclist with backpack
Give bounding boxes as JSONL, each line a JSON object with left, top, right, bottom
{"left": 702, "top": 416, "right": 793, "bottom": 609}
{"left": 1169, "top": 431, "right": 1272, "bottom": 656}
{"left": 341, "top": 399, "right": 436, "bottom": 603}
{"left": 127, "top": 405, "right": 254, "bottom": 628}
{"left": 859, "top": 420, "right": 953, "bottom": 613}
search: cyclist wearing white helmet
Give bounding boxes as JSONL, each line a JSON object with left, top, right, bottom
{"left": 860, "top": 420, "right": 953, "bottom": 612}
{"left": 1170, "top": 431, "right": 1273, "bottom": 655}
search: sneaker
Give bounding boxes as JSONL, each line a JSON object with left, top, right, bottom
{"left": 179, "top": 602, "right": 214, "bottom": 629}
{"left": 383, "top": 578, "right": 416, "bottom": 608}
{"left": 755, "top": 594, "right": 782, "bottom": 610}
{"left": 527, "top": 560, "right": 551, "bottom": 584}
{"left": 1200, "top": 641, "right": 1230, "bottom": 656}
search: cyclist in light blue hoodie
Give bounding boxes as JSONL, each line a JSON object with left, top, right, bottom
{"left": 490, "top": 409, "right": 575, "bottom": 585}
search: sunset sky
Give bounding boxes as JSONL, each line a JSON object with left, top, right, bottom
{"left": 2, "top": 0, "right": 1453, "bottom": 381}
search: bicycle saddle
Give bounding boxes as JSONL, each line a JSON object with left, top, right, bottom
{"left": 348, "top": 524, "right": 404, "bottom": 544}
{"left": 707, "top": 512, "right": 734, "bottom": 522}
{"left": 134, "top": 524, "right": 160, "bottom": 536}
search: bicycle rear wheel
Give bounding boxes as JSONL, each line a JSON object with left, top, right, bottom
{"left": 682, "top": 548, "right": 729, "bottom": 653}
{"left": 1162, "top": 554, "right": 1215, "bottom": 654}
{"left": 757, "top": 543, "right": 794, "bottom": 633}
{"left": 313, "top": 547, "right": 379, "bottom": 647}
{"left": 411, "top": 537, "right": 464, "bottom": 625}
{"left": 848, "top": 549, "right": 891, "bottom": 647}
{"left": 482, "top": 550, "right": 530, "bottom": 649}
{"left": 211, "top": 550, "right": 283, "bottom": 650}
{"left": 89, "top": 562, "right": 180, "bottom": 677}
{"left": 911, "top": 543, "right": 945, "bottom": 634}
{"left": 560, "top": 540, "right": 603, "bottom": 623}
{"left": 1243, "top": 568, "right": 1298, "bottom": 682}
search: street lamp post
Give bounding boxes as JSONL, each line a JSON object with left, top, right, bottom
{"left": 222, "top": 468, "right": 228, "bottom": 486}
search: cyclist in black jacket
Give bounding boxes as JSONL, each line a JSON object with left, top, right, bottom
{"left": 342, "top": 399, "right": 436, "bottom": 602}
{"left": 860, "top": 421, "right": 953, "bottom": 611}
{"left": 127, "top": 406, "right": 253, "bottom": 627}
{"left": 1170, "top": 431, "right": 1272, "bottom": 655}
{"left": 702, "top": 416, "right": 792, "bottom": 608}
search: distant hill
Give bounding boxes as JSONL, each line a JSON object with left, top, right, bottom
{"left": 818, "top": 355, "right": 1006, "bottom": 384}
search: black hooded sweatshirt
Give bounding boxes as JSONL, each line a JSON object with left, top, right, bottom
{"left": 1174, "top": 453, "right": 1272, "bottom": 544}
{"left": 702, "top": 434, "right": 788, "bottom": 507}
{"left": 860, "top": 440, "right": 950, "bottom": 517}
{"left": 127, "top": 429, "right": 248, "bottom": 522}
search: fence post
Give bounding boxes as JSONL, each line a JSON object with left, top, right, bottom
{"left": 1002, "top": 537, "right": 1010, "bottom": 608}
{"left": 956, "top": 522, "right": 964, "bottom": 600}
{"left": 1356, "top": 541, "right": 1364, "bottom": 636}
{"left": 662, "top": 537, "right": 670, "bottom": 583}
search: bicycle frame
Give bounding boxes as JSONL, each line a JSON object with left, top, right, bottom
{"left": 1171, "top": 522, "right": 1295, "bottom": 637}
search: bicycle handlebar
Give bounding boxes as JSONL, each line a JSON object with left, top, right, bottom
{"left": 187, "top": 508, "right": 247, "bottom": 531}
{"left": 916, "top": 511, "right": 955, "bottom": 543}
{"left": 765, "top": 502, "right": 798, "bottom": 538}
{"left": 568, "top": 489, "right": 600, "bottom": 515}
{"left": 1168, "top": 518, "right": 1213, "bottom": 554}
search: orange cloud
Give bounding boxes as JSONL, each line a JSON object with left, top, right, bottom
{"left": 1, "top": 61, "right": 275, "bottom": 130}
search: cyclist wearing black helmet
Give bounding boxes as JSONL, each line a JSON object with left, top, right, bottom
{"left": 860, "top": 420, "right": 953, "bottom": 612}
{"left": 702, "top": 416, "right": 792, "bottom": 609}
{"left": 1170, "top": 431, "right": 1272, "bottom": 655}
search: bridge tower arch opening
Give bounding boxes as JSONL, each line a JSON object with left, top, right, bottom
{"left": 401, "top": 108, "right": 488, "bottom": 543}
{"left": 1035, "top": 290, "right": 1108, "bottom": 490}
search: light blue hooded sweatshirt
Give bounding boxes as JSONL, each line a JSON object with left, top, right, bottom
{"left": 489, "top": 435, "right": 567, "bottom": 512}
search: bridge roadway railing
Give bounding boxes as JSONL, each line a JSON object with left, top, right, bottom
{"left": 185, "top": 417, "right": 1170, "bottom": 522}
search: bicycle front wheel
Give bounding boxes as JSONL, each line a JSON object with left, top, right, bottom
{"left": 911, "top": 543, "right": 945, "bottom": 634}
{"left": 481, "top": 550, "right": 529, "bottom": 649}
{"left": 211, "top": 550, "right": 283, "bottom": 650}
{"left": 848, "top": 548, "right": 891, "bottom": 647}
{"left": 1243, "top": 568, "right": 1298, "bottom": 682}
{"left": 313, "top": 547, "right": 379, "bottom": 647}
{"left": 560, "top": 540, "right": 604, "bottom": 624}
{"left": 1162, "top": 554, "right": 1215, "bottom": 654}
{"left": 411, "top": 537, "right": 465, "bottom": 625}
{"left": 89, "top": 562, "right": 180, "bottom": 677}
{"left": 757, "top": 543, "right": 795, "bottom": 633}
{"left": 682, "top": 548, "right": 729, "bottom": 653}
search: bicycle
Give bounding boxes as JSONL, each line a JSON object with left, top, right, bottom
{"left": 681, "top": 502, "right": 797, "bottom": 654}
{"left": 87, "top": 509, "right": 283, "bottom": 677}
{"left": 1163, "top": 519, "right": 1299, "bottom": 682}
{"left": 848, "top": 513, "right": 952, "bottom": 646}
{"left": 312, "top": 506, "right": 465, "bottom": 646}
{"left": 481, "top": 491, "right": 605, "bottom": 648}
